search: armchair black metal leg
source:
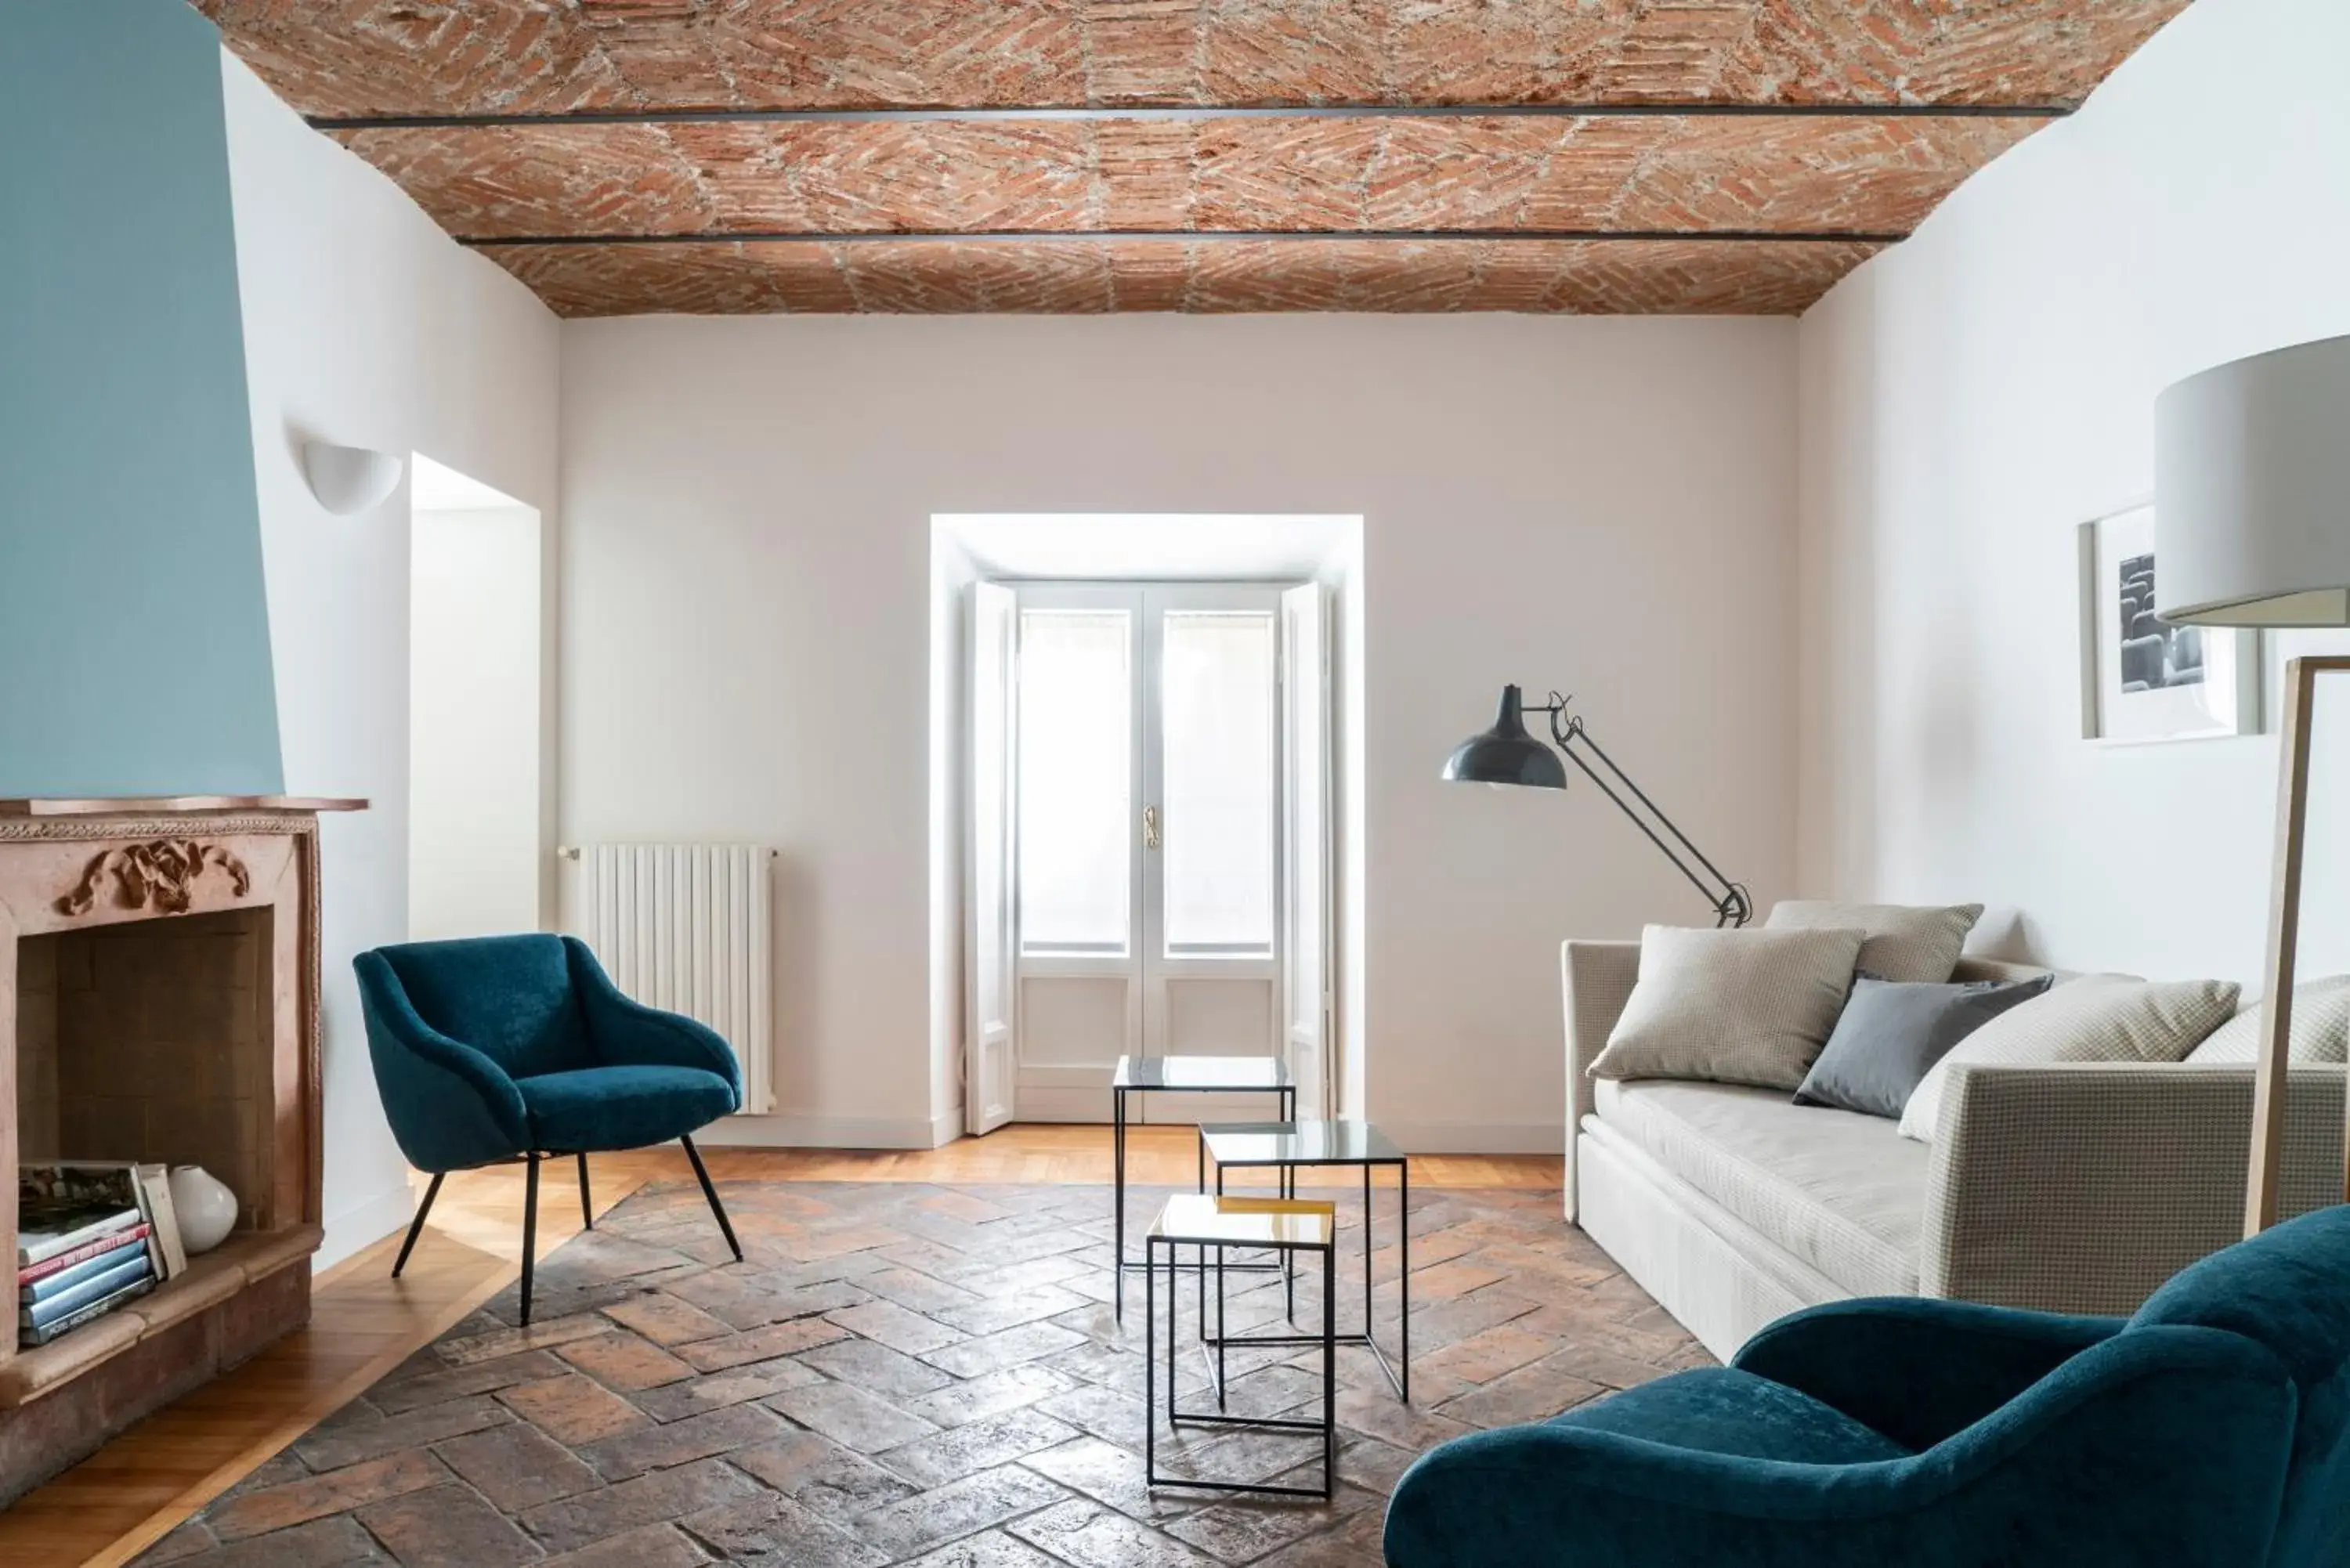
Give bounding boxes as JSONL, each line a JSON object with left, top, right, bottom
{"left": 391, "top": 1172, "right": 444, "bottom": 1279}
{"left": 577, "top": 1153, "right": 594, "bottom": 1230}
{"left": 682, "top": 1134, "right": 744, "bottom": 1262}
{"left": 519, "top": 1153, "right": 540, "bottom": 1328}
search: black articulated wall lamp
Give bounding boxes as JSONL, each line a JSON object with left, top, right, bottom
{"left": 1443, "top": 685, "right": 1752, "bottom": 927}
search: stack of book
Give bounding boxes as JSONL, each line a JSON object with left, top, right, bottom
{"left": 17, "top": 1164, "right": 188, "bottom": 1348}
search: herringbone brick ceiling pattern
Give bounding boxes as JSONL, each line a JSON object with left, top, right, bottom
{"left": 199, "top": 1, "right": 2186, "bottom": 317}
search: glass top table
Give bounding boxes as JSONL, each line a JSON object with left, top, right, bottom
{"left": 1113, "top": 1055, "right": 1295, "bottom": 1092}
{"left": 1110, "top": 1055, "right": 1299, "bottom": 1321}
{"left": 1200, "top": 1119, "right": 1404, "bottom": 1167}
{"left": 1198, "top": 1117, "right": 1410, "bottom": 1403}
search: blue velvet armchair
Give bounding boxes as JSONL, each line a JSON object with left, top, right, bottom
{"left": 356, "top": 934, "right": 746, "bottom": 1322}
{"left": 1386, "top": 1204, "right": 2350, "bottom": 1568}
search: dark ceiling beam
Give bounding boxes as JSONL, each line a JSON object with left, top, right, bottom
{"left": 319, "top": 101, "right": 2068, "bottom": 132}
{"left": 463, "top": 227, "right": 1904, "bottom": 249}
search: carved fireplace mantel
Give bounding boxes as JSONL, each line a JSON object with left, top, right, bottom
{"left": 0, "top": 795, "right": 363, "bottom": 1503}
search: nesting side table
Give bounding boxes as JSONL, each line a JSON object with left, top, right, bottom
{"left": 1202, "top": 1118, "right": 1410, "bottom": 1401}
{"left": 1145, "top": 1194, "right": 1336, "bottom": 1501}
{"left": 1112, "top": 1054, "right": 1296, "bottom": 1317}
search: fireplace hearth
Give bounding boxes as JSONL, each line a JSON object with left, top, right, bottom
{"left": 0, "top": 795, "right": 361, "bottom": 1504}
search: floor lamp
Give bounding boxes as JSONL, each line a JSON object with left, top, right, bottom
{"left": 1441, "top": 685, "right": 1752, "bottom": 927}
{"left": 2155, "top": 333, "right": 2350, "bottom": 1235}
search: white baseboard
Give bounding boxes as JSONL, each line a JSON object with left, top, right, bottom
{"left": 1373, "top": 1119, "right": 1567, "bottom": 1157}
{"left": 318, "top": 1181, "right": 418, "bottom": 1274}
{"left": 701, "top": 1111, "right": 953, "bottom": 1150}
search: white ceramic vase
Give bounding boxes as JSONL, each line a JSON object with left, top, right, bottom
{"left": 169, "top": 1165, "right": 239, "bottom": 1255}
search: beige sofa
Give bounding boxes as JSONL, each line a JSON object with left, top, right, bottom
{"left": 1564, "top": 940, "right": 2347, "bottom": 1362}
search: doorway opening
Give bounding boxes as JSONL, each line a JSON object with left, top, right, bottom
{"left": 931, "top": 515, "right": 1365, "bottom": 1136}
{"left": 407, "top": 454, "right": 544, "bottom": 941}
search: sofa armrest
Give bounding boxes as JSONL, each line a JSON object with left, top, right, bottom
{"left": 1562, "top": 941, "right": 1641, "bottom": 1221}
{"left": 1734, "top": 1296, "right": 2122, "bottom": 1451}
{"left": 1923, "top": 1061, "right": 2345, "bottom": 1314}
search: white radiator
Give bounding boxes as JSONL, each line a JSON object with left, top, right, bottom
{"left": 567, "top": 844, "right": 774, "bottom": 1115}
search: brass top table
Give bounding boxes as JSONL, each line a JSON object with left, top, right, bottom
{"left": 1144, "top": 1194, "right": 1336, "bottom": 1500}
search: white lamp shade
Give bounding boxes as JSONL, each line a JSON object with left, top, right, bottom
{"left": 301, "top": 441, "right": 405, "bottom": 516}
{"left": 2155, "top": 334, "right": 2350, "bottom": 627}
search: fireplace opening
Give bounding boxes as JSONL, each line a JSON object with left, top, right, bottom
{"left": 16, "top": 907, "right": 283, "bottom": 1241}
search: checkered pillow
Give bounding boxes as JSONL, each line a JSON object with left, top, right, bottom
{"left": 1898, "top": 974, "right": 2240, "bottom": 1143}
{"left": 1766, "top": 899, "right": 1983, "bottom": 985}
{"left": 2187, "top": 975, "right": 2350, "bottom": 1065}
{"left": 1590, "top": 924, "right": 1867, "bottom": 1092}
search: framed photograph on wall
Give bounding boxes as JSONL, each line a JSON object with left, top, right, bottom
{"left": 2077, "top": 500, "right": 2260, "bottom": 742}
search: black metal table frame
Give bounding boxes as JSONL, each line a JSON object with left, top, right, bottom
{"left": 1112, "top": 1075, "right": 1297, "bottom": 1318}
{"left": 1202, "top": 1130, "right": 1410, "bottom": 1403}
{"left": 1146, "top": 1224, "right": 1336, "bottom": 1501}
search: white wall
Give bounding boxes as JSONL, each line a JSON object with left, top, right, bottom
{"left": 1797, "top": 0, "right": 2350, "bottom": 985}
{"left": 561, "top": 315, "right": 1799, "bottom": 1152}
{"left": 410, "top": 503, "right": 544, "bottom": 941}
{"left": 222, "top": 53, "right": 561, "bottom": 1267}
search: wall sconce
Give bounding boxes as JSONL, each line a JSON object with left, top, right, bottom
{"left": 301, "top": 442, "right": 405, "bottom": 515}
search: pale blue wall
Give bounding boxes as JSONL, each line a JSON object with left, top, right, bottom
{"left": 0, "top": 2, "right": 282, "bottom": 797}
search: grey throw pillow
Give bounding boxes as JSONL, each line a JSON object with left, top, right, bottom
{"left": 1793, "top": 972, "right": 2054, "bottom": 1119}
{"left": 1589, "top": 924, "right": 1868, "bottom": 1092}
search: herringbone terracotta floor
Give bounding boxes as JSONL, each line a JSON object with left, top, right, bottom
{"left": 134, "top": 1178, "right": 1702, "bottom": 1566}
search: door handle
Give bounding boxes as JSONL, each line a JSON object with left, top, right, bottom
{"left": 1142, "top": 804, "right": 1161, "bottom": 851}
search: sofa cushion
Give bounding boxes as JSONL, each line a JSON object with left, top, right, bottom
{"left": 1899, "top": 975, "right": 2240, "bottom": 1143}
{"left": 2188, "top": 976, "right": 2350, "bottom": 1065}
{"left": 1794, "top": 973, "right": 2054, "bottom": 1119}
{"left": 1594, "top": 1078, "right": 1929, "bottom": 1298}
{"left": 517, "top": 1064, "right": 737, "bottom": 1152}
{"left": 1766, "top": 900, "right": 1983, "bottom": 985}
{"left": 1590, "top": 925, "right": 1867, "bottom": 1092}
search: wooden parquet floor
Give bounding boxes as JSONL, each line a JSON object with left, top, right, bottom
{"left": 0, "top": 1131, "right": 1574, "bottom": 1566}
{"left": 121, "top": 1165, "right": 1699, "bottom": 1567}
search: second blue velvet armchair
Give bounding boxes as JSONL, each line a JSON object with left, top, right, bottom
{"left": 1385, "top": 1203, "right": 2350, "bottom": 1567}
{"left": 356, "top": 934, "right": 745, "bottom": 1323}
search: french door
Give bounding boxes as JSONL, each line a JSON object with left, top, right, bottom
{"left": 965, "top": 580, "right": 1330, "bottom": 1129}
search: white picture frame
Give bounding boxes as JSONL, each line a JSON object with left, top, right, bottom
{"left": 2077, "top": 499, "right": 2260, "bottom": 742}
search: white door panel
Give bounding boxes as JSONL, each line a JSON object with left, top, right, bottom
{"left": 987, "top": 581, "right": 1325, "bottom": 1124}
{"left": 1282, "top": 582, "right": 1333, "bottom": 1118}
{"left": 964, "top": 582, "right": 1018, "bottom": 1136}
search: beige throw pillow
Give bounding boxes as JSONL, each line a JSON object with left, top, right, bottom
{"left": 1896, "top": 974, "right": 2241, "bottom": 1143}
{"left": 1765, "top": 899, "right": 1984, "bottom": 985}
{"left": 1589, "top": 924, "right": 1867, "bottom": 1092}
{"left": 2186, "top": 976, "right": 2350, "bottom": 1064}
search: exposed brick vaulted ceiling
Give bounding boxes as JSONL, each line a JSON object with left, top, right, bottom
{"left": 198, "top": 1, "right": 2187, "bottom": 316}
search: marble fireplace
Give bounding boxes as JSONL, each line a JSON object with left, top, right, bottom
{"left": 0, "top": 796, "right": 360, "bottom": 1504}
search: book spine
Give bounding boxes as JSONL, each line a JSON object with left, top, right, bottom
{"left": 16, "top": 1225, "right": 152, "bottom": 1288}
{"left": 20, "top": 1232, "right": 153, "bottom": 1302}
{"left": 19, "top": 1277, "right": 155, "bottom": 1346}
{"left": 20, "top": 1254, "right": 152, "bottom": 1329}
{"left": 16, "top": 1209, "right": 146, "bottom": 1268}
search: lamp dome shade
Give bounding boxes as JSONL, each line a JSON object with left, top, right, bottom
{"left": 1443, "top": 685, "right": 1567, "bottom": 789}
{"left": 302, "top": 441, "right": 405, "bottom": 516}
{"left": 2155, "top": 333, "right": 2350, "bottom": 627}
